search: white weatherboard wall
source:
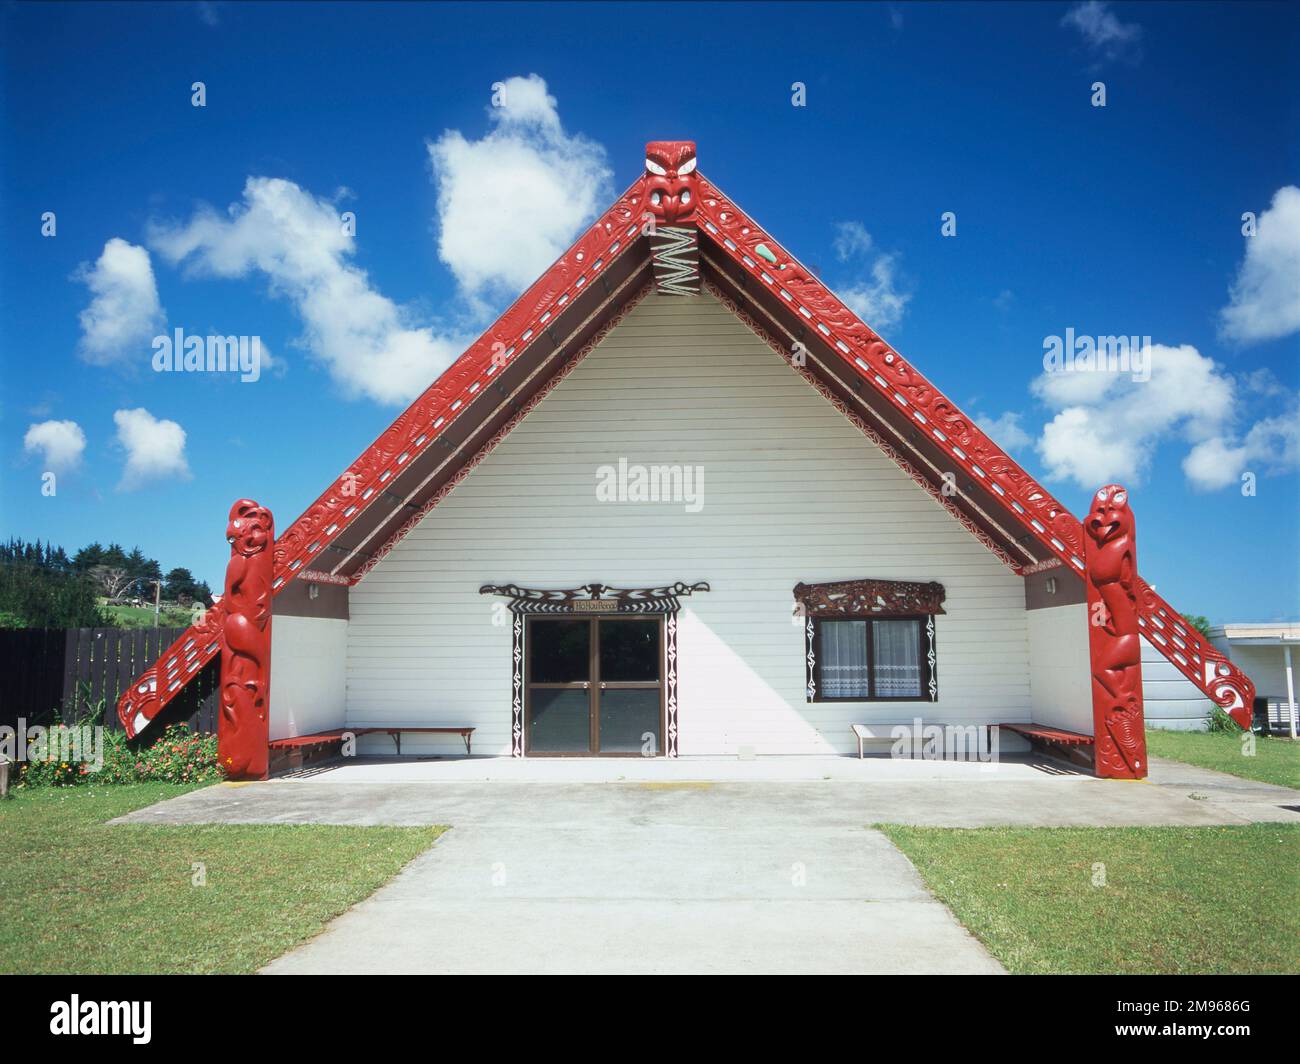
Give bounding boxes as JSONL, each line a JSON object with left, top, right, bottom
{"left": 1210, "top": 640, "right": 1292, "bottom": 702}
{"left": 1026, "top": 603, "right": 1093, "bottom": 734}
{"left": 270, "top": 616, "right": 348, "bottom": 740}
{"left": 1142, "top": 635, "right": 1212, "bottom": 731}
{"left": 347, "top": 292, "right": 1033, "bottom": 756}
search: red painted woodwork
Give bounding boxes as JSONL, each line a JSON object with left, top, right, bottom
{"left": 218, "top": 499, "right": 274, "bottom": 780}
{"left": 1083, "top": 485, "right": 1147, "bottom": 779}
{"left": 644, "top": 141, "right": 697, "bottom": 226}
{"left": 117, "top": 141, "right": 1257, "bottom": 757}
{"left": 1136, "top": 579, "right": 1253, "bottom": 728}
{"left": 997, "top": 723, "right": 1095, "bottom": 747}
{"left": 118, "top": 604, "right": 226, "bottom": 739}
{"left": 267, "top": 730, "right": 348, "bottom": 749}
{"left": 118, "top": 180, "right": 650, "bottom": 736}
{"left": 692, "top": 174, "right": 1255, "bottom": 736}
{"left": 695, "top": 178, "right": 1088, "bottom": 572}
{"left": 706, "top": 280, "right": 1021, "bottom": 571}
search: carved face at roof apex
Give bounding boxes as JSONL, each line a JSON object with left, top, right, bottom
{"left": 645, "top": 141, "right": 697, "bottom": 226}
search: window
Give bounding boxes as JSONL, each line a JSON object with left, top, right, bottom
{"left": 810, "top": 616, "right": 935, "bottom": 702}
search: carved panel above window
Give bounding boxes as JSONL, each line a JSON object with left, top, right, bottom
{"left": 792, "top": 577, "right": 946, "bottom": 617}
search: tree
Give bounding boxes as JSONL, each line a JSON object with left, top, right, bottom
{"left": 1181, "top": 614, "right": 1213, "bottom": 639}
{"left": 89, "top": 564, "right": 135, "bottom": 601}
{"left": 73, "top": 543, "right": 105, "bottom": 571}
{"left": 102, "top": 543, "right": 128, "bottom": 569}
{"left": 164, "top": 566, "right": 202, "bottom": 605}
{"left": 0, "top": 557, "right": 106, "bottom": 627}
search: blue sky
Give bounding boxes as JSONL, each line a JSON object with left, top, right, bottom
{"left": 1, "top": 1, "right": 1296, "bottom": 621}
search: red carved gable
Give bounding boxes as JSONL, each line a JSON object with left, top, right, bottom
{"left": 118, "top": 142, "right": 1254, "bottom": 737}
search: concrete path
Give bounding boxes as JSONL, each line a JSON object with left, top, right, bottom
{"left": 262, "top": 814, "right": 1002, "bottom": 974}
{"left": 111, "top": 755, "right": 1299, "bottom": 974}
{"left": 116, "top": 755, "right": 1300, "bottom": 830}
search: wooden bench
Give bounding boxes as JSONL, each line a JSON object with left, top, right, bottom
{"left": 351, "top": 726, "right": 475, "bottom": 756}
{"left": 267, "top": 730, "right": 350, "bottom": 775}
{"left": 997, "top": 723, "right": 1094, "bottom": 767}
{"left": 267, "top": 725, "right": 475, "bottom": 775}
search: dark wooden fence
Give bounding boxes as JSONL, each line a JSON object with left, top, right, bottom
{"left": 0, "top": 627, "right": 218, "bottom": 736}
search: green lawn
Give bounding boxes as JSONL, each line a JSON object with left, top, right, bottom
{"left": 1146, "top": 727, "right": 1299, "bottom": 789}
{"left": 100, "top": 602, "right": 196, "bottom": 628}
{"left": 881, "top": 823, "right": 1300, "bottom": 974}
{"left": 0, "top": 783, "right": 445, "bottom": 974}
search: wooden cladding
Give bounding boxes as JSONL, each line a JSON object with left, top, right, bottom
{"left": 792, "top": 577, "right": 946, "bottom": 618}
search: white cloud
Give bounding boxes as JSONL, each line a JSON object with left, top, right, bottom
{"left": 1182, "top": 401, "right": 1300, "bottom": 491}
{"left": 113, "top": 408, "right": 191, "bottom": 490}
{"left": 143, "top": 75, "right": 609, "bottom": 404}
{"left": 975, "top": 411, "right": 1032, "bottom": 451}
{"left": 832, "top": 221, "right": 912, "bottom": 333}
{"left": 833, "top": 221, "right": 874, "bottom": 260}
{"left": 1219, "top": 185, "right": 1300, "bottom": 344}
{"left": 23, "top": 420, "right": 86, "bottom": 472}
{"left": 1028, "top": 341, "right": 1297, "bottom": 491}
{"left": 1034, "top": 343, "right": 1235, "bottom": 487}
{"left": 149, "top": 178, "right": 470, "bottom": 405}
{"left": 426, "top": 74, "right": 612, "bottom": 308}
{"left": 1061, "top": 2, "right": 1143, "bottom": 65}
{"left": 76, "top": 238, "right": 164, "bottom": 365}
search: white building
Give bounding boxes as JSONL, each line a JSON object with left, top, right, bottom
{"left": 118, "top": 141, "right": 1257, "bottom": 779}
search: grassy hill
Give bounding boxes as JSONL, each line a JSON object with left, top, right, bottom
{"left": 99, "top": 602, "right": 198, "bottom": 629}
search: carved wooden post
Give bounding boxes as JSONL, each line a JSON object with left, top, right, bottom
{"left": 1084, "top": 484, "right": 1147, "bottom": 779}
{"left": 218, "top": 499, "right": 274, "bottom": 780}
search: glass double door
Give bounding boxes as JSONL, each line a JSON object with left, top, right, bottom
{"left": 526, "top": 616, "right": 663, "bottom": 756}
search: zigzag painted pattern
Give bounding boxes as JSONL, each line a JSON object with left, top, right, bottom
{"left": 650, "top": 226, "right": 700, "bottom": 294}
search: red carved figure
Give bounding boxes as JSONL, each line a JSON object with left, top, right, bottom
{"left": 1084, "top": 484, "right": 1147, "bottom": 779}
{"left": 644, "top": 141, "right": 697, "bottom": 226}
{"left": 218, "top": 499, "right": 274, "bottom": 780}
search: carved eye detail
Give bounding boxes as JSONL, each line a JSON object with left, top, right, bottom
{"left": 1096, "top": 489, "right": 1109, "bottom": 502}
{"left": 645, "top": 158, "right": 667, "bottom": 177}
{"left": 678, "top": 156, "right": 697, "bottom": 176}
{"left": 1114, "top": 491, "right": 1127, "bottom": 505}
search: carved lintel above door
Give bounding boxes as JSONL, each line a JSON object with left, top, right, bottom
{"left": 480, "top": 581, "right": 710, "bottom": 615}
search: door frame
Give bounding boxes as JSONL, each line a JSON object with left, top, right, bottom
{"left": 523, "top": 613, "right": 666, "bottom": 758}
{"left": 479, "top": 580, "right": 710, "bottom": 758}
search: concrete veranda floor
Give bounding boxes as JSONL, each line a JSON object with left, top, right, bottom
{"left": 113, "top": 755, "right": 1300, "bottom": 974}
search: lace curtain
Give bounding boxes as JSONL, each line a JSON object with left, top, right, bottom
{"left": 872, "top": 619, "right": 922, "bottom": 697}
{"left": 820, "top": 618, "right": 922, "bottom": 698}
{"left": 820, "top": 620, "right": 870, "bottom": 698}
